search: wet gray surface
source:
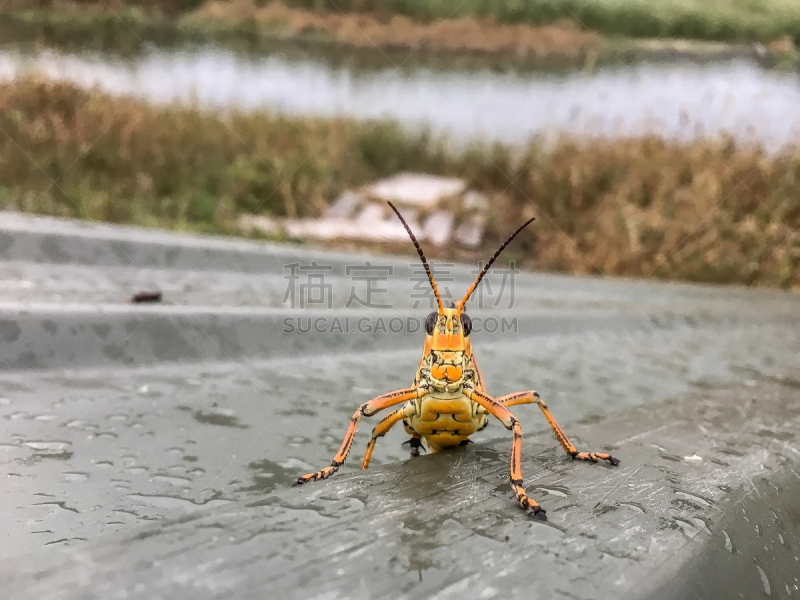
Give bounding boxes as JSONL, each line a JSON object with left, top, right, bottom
{"left": 2, "top": 48, "right": 800, "bottom": 149}
{"left": 1, "top": 213, "right": 799, "bottom": 598}
{"left": 1, "top": 378, "right": 799, "bottom": 600}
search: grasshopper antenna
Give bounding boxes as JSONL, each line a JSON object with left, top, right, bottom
{"left": 388, "top": 201, "right": 443, "bottom": 314}
{"left": 458, "top": 216, "right": 535, "bottom": 316}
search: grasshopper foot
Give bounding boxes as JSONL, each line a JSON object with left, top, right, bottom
{"left": 513, "top": 483, "right": 547, "bottom": 520}
{"left": 530, "top": 505, "right": 547, "bottom": 521}
{"left": 402, "top": 437, "right": 426, "bottom": 457}
{"left": 294, "top": 465, "right": 338, "bottom": 486}
{"left": 570, "top": 451, "right": 620, "bottom": 466}
{"left": 522, "top": 499, "right": 547, "bottom": 521}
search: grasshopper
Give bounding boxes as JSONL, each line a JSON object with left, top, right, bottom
{"left": 295, "top": 201, "right": 620, "bottom": 518}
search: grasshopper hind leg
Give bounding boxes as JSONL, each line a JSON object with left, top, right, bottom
{"left": 497, "top": 390, "right": 620, "bottom": 465}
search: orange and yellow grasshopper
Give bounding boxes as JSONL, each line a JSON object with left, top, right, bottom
{"left": 295, "top": 202, "right": 620, "bottom": 518}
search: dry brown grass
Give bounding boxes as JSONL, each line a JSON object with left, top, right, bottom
{"left": 193, "top": 0, "right": 599, "bottom": 59}
{"left": 1, "top": 78, "right": 797, "bottom": 289}
{"left": 474, "top": 138, "right": 800, "bottom": 288}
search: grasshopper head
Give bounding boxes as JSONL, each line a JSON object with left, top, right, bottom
{"left": 387, "top": 201, "right": 535, "bottom": 386}
{"left": 425, "top": 301, "right": 471, "bottom": 384}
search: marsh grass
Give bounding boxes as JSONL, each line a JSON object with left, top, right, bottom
{"left": 1, "top": 0, "right": 797, "bottom": 66}
{"left": 0, "top": 1, "right": 602, "bottom": 69}
{"left": 1, "top": 78, "right": 798, "bottom": 288}
{"left": 0, "top": 77, "right": 457, "bottom": 228}
{"left": 9, "top": 0, "right": 800, "bottom": 42}
{"left": 285, "top": 0, "right": 800, "bottom": 43}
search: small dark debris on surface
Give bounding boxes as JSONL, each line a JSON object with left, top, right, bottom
{"left": 130, "top": 291, "right": 163, "bottom": 304}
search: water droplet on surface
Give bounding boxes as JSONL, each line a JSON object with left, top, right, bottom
{"left": 124, "top": 466, "right": 148, "bottom": 474}
{"left": 23, "top": 441, "right": 72, "bottom": 454}
{"left": 33, "top": 501, "right": 79, "bottom": 514}
{"left": 152, "top": 474, "right": 192, "bottom": 486}
{"left": 755, "top": 561, "right": 771, "bottom": 596}
{"left": 619, "top": 502, "right": 646, "bottom": 514}
{"left": 675, "top": 490, "right": 714, "bottom": 508}
{"left": 128, "top": 493, "right": 230, "bottom": 513}
{"left": 535, "top": 486, "right": 570, "bottom": 498}
{"left": 722, "top": 529, "right": 735, "bottom": 553}
{"left": 593, "top": 504, "right": 618, "bottom": 516}
{"left": 691, "top": 517, "right": 712, "bottom": 535}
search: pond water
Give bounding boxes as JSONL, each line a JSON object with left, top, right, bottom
{"left": 1, "top": 46, "right": 799, "bottom": 149}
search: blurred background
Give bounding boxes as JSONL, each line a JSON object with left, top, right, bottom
{"left": 0, "top": 0, "right": 798, "bottom": 287}
{"left": 2, "top": 0, "right": 800, "bottom": 575}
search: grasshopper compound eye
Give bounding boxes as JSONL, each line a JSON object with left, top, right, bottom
{"left": 425, "top": 311, "right": 438, "bottom": 335}
{"left": 460, "top": 312, "right": 472, "bottom": 336}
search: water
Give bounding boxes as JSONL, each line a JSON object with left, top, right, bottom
{"left": 1, "top": 46, "right": 800, "bottom": 149}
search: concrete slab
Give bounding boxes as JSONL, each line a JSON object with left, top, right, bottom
{"left": 236, "top": 173, "right": 483, "bottom": 247}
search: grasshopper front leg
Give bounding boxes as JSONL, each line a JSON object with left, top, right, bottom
{"left": 360, "top": 407, "right": 407, "bottom": 470}
{"left": 295, "top": 387, "right": 423, "bottom": 485}
{"left": 465, "top": 388, "right": 546, "bottom": 518}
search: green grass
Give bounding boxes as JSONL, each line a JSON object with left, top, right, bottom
{"left": 1, "top": 77, "right": 799, "bottom": 289}
{"left": 0, "top": 8, "right": 174, "bottom": 55}
{"left": 284, "top": 0, "right": 800, "bottom": 43}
